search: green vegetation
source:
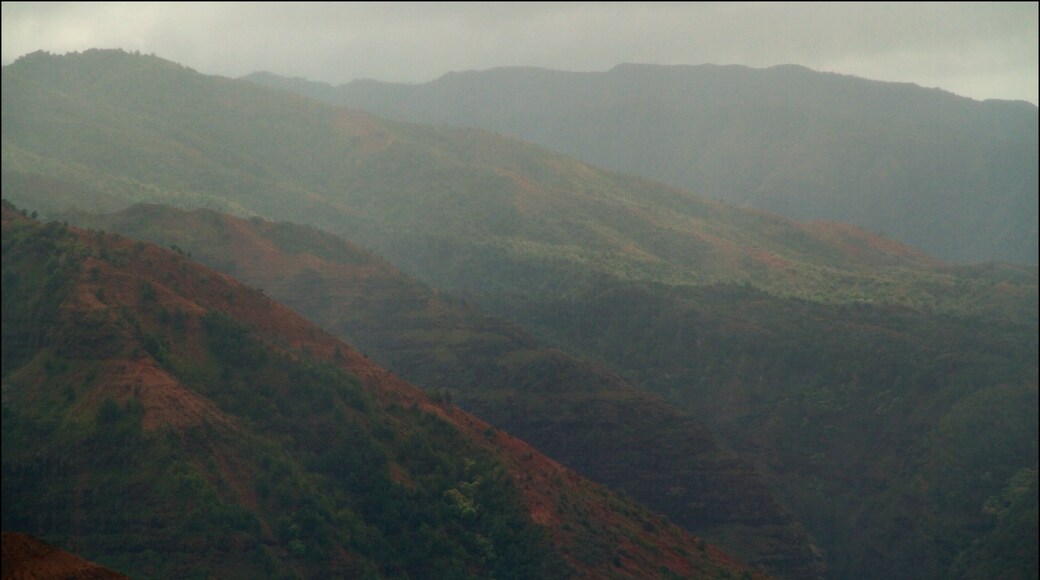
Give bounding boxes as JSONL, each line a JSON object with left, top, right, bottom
{"left": 949, "top": 468, "right": 1038, "bottom": 579}
{"left": 71, "top": 204, "right": 826, "bottom": 578}
{"left": 9, "top": 48, "right": 1031, "bottom": 317}
{"left": 250, "top": 63, "right": 1038, "bottom": 264}
{"left": 3, "top": 50, "right": 1036, "bottom": 579}
{"left": 1, "top": 206, "right": 80, "bottom": 375}
{"left": 491, "top": 277, "right": 1038, "bottom": 579}
{"left": 1, "top": 213, "right": 568, "bottom": 579}
{"left": 184, "top": 319, "right": 562, "bottom": 580}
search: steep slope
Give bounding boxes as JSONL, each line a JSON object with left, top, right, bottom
{"left": 3, "top": 49, "right": 1037, "bottom": 579}
{"left": 68, "top": 203, "right": 826, "bottom": 578}
{"left": 1, "top": 204, "right": 758, "bottom": 579}
{"left": 247, "top": 64, "right": 1039, "bottom": 264}
{"left": 2, "top": 532, "right": 130, "bottom": 580}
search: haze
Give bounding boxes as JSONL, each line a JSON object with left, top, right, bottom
{"left": 2, "top": 2, "right": 1037, "bottom": 105}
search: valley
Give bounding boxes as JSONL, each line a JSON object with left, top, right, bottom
{"left": 2, "top": 49, "right": 1037, "bottom": 579}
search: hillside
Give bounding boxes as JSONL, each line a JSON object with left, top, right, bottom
{"left": 1, "top": 204, "right": 758, "bottom": 579}
{"left": 495, "top": 274, "right": 1037, "bottom": 579}
{"left": 3, "top": 49, "right": 967, "bottom": 314}
{"left": 2, "top": 49, "right": 1037, "bottom": 579}
{"left": 68, "top": 203, "right": 826, "bottom": 578}
{"left": 247, "top": 63, "right": 1039, "bottom": 264}
{"left": 2, "top": 532, "right": 130, "bottom": 580}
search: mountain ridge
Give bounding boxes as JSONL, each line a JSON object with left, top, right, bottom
{"left": 5, "top": 50, "right": 985, "bottom": 316}
{"left": 245, "top": 61, "right": 1038, "bottom": 264}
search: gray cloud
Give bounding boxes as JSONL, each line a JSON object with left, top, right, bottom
{"left": 2, "top": 2, "right": 1036, "bottom": 104}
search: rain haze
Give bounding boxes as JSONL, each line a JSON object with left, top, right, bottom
{"left": 2, "top": 2, "right": 1037, "bottom": 104}
{"left": 1, "top": 3, "right": 1039, "bottom": 580}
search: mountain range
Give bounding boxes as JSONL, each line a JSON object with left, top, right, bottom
{"left": 246, "top": 63, "right": 1039, "bottom": 265}
{"left": 3, "top": 49, "right": 1037, "bottom": 579}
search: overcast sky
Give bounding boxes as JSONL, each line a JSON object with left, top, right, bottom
{"left": 2, "top": 2, "right": 1037, "bottom": 104}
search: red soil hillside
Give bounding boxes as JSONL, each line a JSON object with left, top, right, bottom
{"left": 800, "top": 220, "right": 942, "bottom": 268}
{"left": 1, "top": 204, "right": 765, "bottom": 579}
{"left": 73, "top": 203, "right": 826, "bottom": 578}
{"left": 1, "top": 532, "right": 128, "bottom": 580}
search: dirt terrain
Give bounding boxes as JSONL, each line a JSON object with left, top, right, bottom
{"left": 1, "top": 532, "right": 128, "bottom": 580}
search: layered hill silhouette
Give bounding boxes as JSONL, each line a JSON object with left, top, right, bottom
{"left": 247, "top": 63, "right": 1039, "bottom": 265}
{"left": 67, "top": 203, "right": 826, "bottom": 578}
{"left": 5, "top": 50, "right": 1004, "bottom": 316}
{"left": 3, "top": 49, "right": 1037, "bottom": 579}
{"left": 1, "top": 203, "right": 760, "bottom": 579}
